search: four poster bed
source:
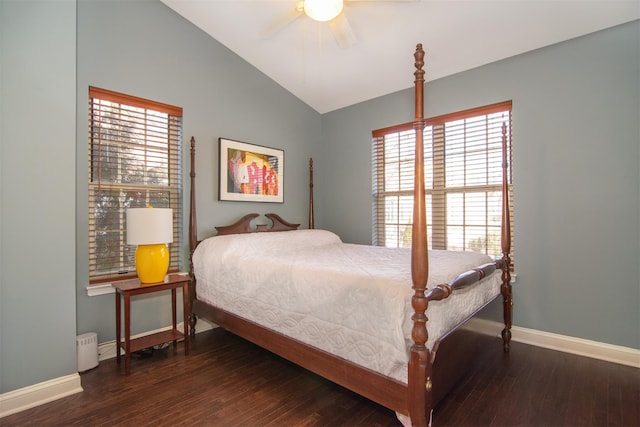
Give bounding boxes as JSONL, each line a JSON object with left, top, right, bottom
{"left": 187, "top": 44, "right": 513, "bottom": 426}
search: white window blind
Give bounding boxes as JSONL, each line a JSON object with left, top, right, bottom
{"left": 372, "top": 101, "right": 514, "bottom": 263}
{"left": 88, "top": 87, "right": 183, "bottom": 282}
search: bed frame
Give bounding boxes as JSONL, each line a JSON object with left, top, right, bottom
{"left": 187, "top": 44, "right": 512, "bottom": 426}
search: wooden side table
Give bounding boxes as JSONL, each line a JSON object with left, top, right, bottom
{"left": 113, "top": 274, "right": 190, "bottom": 375}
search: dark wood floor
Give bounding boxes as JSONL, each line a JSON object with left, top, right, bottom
{"left": 2, "top": 328, "right": 638, "bottom": 426}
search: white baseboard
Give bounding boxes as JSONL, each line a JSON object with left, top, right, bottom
{"left": 467, "top": 318, "right": 640, "bottom": 368}
{"left": 98, "top": 319, "right": 215, "bottom": 361}
{"left": 0, "top": 373, "right": 82, "bottom": 418}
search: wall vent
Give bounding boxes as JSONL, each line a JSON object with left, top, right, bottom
{"left": 76, "top": 332, "right": 99, "bottom": 372}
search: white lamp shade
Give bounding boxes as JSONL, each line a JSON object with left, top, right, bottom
{"left": 304, "top": 0, "right": 343, "bottom": 22}
{"left": 126, "top": 208, "right": 173, "bottom": 245}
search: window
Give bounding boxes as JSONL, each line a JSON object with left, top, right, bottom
{"left": 88, "top": 87, "right": 183, "bottom": 282}
{"left": 372, "top": 101, "right": 513, "bottom": 262}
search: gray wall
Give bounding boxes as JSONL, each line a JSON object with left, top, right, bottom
{"left": 1, "top": 0, "right": 78, "bottom": 393}
{"left": 75, "top": 0, "right": 321, "bottom": 342}
{"left": 1, "top": 0, "right": 637, "bottom": 399}
{"left": 319, "top": 21, "right": 640, "bottom": 349}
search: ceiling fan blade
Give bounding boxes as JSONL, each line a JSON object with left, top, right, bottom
{"left": 328, "top": 13, "right": 358, "bottom": 49}
{"left": 259, "top": 4, "right": 304, "bottom": 39}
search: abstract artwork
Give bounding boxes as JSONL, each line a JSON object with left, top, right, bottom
{"left": 219, "top": 138, "right": 284, "bottom": 203}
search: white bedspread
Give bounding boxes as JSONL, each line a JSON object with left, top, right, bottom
{"left": 193, "top": 229, "right": 501, "bottom": 384}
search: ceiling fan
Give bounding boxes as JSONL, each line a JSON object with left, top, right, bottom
{"left": 260, "top": 0, "right": 417, "bottom": 49}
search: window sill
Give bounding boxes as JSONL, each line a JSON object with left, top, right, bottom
{"left": 86, "top": 283, "right": 115, "bottom": 297}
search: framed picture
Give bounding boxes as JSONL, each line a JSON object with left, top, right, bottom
{"left": 219, "top": 138, "right": 284, "bottom": 203}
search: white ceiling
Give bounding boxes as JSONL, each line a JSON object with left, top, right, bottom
{"left": 160, "top": 0, "right": 639, "bottom": 113}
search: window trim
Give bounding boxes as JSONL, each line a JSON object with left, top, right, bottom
{"left": 372, "top": 101, "right": 514, "bottom": 262}
{"left": 88, "top": 86, "right": 183, "bottom": 284}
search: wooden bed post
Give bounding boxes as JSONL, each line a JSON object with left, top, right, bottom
{"left": 500, "top": 123, "right": 513, "bottom": 352}
{"left": 188, "top": 136, "right": 198, "bottom": 336}
{"left": 408, "top": 43, "right": 430, "bottom": 427}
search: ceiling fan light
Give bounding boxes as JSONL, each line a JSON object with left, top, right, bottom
{"left": 304, "top": 0, "right": 343, "bottom": 22}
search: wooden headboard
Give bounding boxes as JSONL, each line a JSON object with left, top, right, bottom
{"left": 214, "top": 213, "right": 300, "bottom": 236}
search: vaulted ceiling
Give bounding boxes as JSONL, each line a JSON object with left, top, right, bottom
{"left": 161, "top": 0, "right": 639, "bottom": 113}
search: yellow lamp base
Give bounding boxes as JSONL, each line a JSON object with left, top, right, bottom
{"left": 135, "top": 243, "right": 169, "bottom": 283}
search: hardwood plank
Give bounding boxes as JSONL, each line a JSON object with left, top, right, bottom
{"left": 533, "top": 351, "right": 573, "bottom": 426}
{"left": 2, "top": 328, "right": 638, "bottom": 427}
{"left": 611, "top": 365, "right": 640, "bottom": 426}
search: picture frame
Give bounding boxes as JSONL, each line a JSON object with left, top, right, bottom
{"left": 219, "top": 138, "right": 284, "bottom": 203}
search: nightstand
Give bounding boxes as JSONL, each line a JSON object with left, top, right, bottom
{"left": 113, "top": 274, "right": 190, "bottom": 375}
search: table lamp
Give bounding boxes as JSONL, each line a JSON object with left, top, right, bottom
{"left": 126, "top": 207, "right": 173, "bottom": 283}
